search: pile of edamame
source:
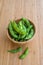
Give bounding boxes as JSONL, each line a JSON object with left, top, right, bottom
{"left": 8, "top": 17, "right": 35, "bottom": 41}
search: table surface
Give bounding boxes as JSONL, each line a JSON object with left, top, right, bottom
{"left": 0, "top": 0, "right": 43, "bottom": 65}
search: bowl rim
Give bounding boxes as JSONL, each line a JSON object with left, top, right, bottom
{"left": 7, "top": 19, "right": 36, "bottom": 44}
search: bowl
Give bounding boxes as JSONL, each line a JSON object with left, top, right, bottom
{"left": 7, "top": 19, "right": 36, "bottom": 45}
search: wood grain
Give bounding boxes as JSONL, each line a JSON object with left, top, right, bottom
{"left": 0, "top": 0, "right": 43, "bottom": 65}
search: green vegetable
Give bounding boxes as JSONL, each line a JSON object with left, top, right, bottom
{"left": 18, "top": 25, "right": 33, "bottom": 41}
{"left": 8, "top": 17, "right": 35, "bottom": 41}
{"left": 8, "top": 47, "right": 22, "bottom": 53}
{"left": 19, "top": 47, "right": 29, "bottom": 59}
{"left": 8, "top": 22, "right": 18, "bottom": 39}
{"left": 18, "top": 21, "right": 27, "bottom": 40}
{"left": 18, "top": 21, "right": 26, "bottom": 34}
{"left": 21, "top": 17, "right": 30, "bottom": 27}
{"left": 27, "top": 25, "right": 33, "bottom": 33}
{"left": 25, "top": 29, "right": 34, "bottom": 40}
{"left": 12, "top": 21, "right": 26, "bottom": 35}
{"left": 11, "top": 21, "right": 20, "bottom": 33}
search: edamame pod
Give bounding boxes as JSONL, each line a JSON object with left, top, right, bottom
{"left": 8, "top": 47, "right": 22, "bottom": 53}
{"left": 19, "top": 47, "right": 29, "bottom": 59}
{"left": 17, "top": 47, "right": 22, "bottom": 51}
{"left": 8, "top": 49, "right": 17, "bottom": 53}
{"left": 8, "top": 22, "right": 18, "bottom": 39}
{"left": 12, "top": 21, "right": 26, "bottom": 35}
{"left": 27, "top": 25, "right": 33, "bottom": 33}
{"left": 18, "top": 21, "right": 26, "bottom": 35}
{"left": 17, "top": 34, "right": 26, "bottom": 41}
{"left": 18, "top": 21, "right": 27, "bottom": 40}
{"left": 20, "top": 25, "right": 33, "bottom": 40}
{"left": 25, "top": 29, "right": 34, "bottom": 40}
{"left": 12, "top": 21, "right": 20, "bottom": 33}
{"left": 21, "top": 17, "right": 30, "bottom": 27}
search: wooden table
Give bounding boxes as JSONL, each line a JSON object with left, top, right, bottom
{"left": 0, "top": 0, "right": 43, "bottom": 65}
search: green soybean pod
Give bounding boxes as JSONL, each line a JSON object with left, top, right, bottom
{"left": 8, "top": 22, "right": 18, "bottom": 39}
{"left": 18, "top": 21, "right": 26, "bottom": 34}
{"left": 21, "top": 17, "right": 30, "bottom": 27}
{"left": 28, "top": 29, "right": 34, "bottom": 39}
{"left": 12, "top": 21, "right": 26, "bottom": 35}
{"left": 21, "top": 25, "right": 33, "bottom": 41}
{"left": 17, "top": 34, "right": 26, "bottom": 41}
{"left": 12, "top": 21, "right": 20, "bottom": 33}
{"left": 18, "top": 21, "right": 27, "bottom": 40}
{"left": 25, "top": 29, "right": 34, "bottom": 40}
{"left": 20, "top": 25, "right": 33, "bottom": 40}
{"left": 18, "top": 21, "right": 27, "bottom": 35}
{"left": 8, "top": 49, "right": 17, "bottom": 53}
{"left": 8, "top": 47, "right": 22, "bottom": 53}
{"left": 27, "top": 25, "right": 33, "bottom": 33}
{"left": 19, "top": 47, "right": 29, "bottom": 59}
{"left": 19, "top": 54, "right": 25, "bottom": 59}
{"left": 17, "top": 47, "right": 22, "bottom": 51}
